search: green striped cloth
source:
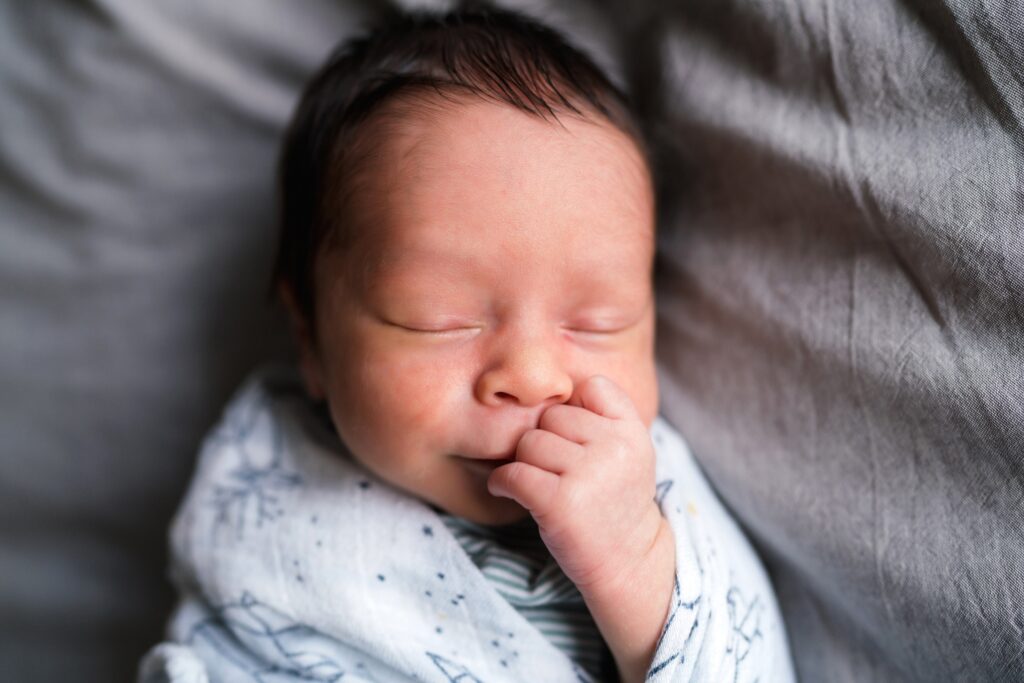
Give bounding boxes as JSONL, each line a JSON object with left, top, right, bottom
{"left": 438, "top": 511, "right": 615, "bottom": 680}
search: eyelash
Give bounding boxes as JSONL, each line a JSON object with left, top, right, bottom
{"left": 395, "top": 323, "right": 480, "bottom": 335}
{"left": 564, "top": 317, "right": 635, "bottom": 333}
{"left": 564, "top": 327, "right": 621, "bottom": 335}
{"left": 388, "top": 321, "right": 628, "bottom": 336}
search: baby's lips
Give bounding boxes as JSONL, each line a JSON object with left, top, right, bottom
{"left": 463, "top": 431, "right": 533, "bottom": 461}
{"left": 455, "top": 454, "right": 516, "bottom": 478}
{"left": 460, "top": 450, "right": 517, "bottom": 463}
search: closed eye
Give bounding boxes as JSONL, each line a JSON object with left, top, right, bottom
{"left": 389, "top": 321, "right": 481, "bottom": 335}
{"left": 562, "top": 324, "right": 629, "bottom": 335}
{"left": 562, "top": 311, "right": 648, "bottom": 336}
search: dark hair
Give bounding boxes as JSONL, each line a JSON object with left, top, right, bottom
{"left": 272, "top": 2, "right": 646, "bottom": 326}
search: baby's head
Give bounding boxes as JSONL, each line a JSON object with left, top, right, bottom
{"left": 274, "top": 5, "right": 657, "bottom": 525}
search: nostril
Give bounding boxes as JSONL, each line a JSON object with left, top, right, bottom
{"left": 494, "top": 391, "right": 517, "bottom": 403}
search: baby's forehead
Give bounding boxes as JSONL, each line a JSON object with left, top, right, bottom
{"left": 351, "top": 90, "right": 650, "bottom": 178}
{"left": 313, "top": 93, "right": 656, "bottom": 307}
{"left": 350, "top": 99, "right": 649, "bottom": 214}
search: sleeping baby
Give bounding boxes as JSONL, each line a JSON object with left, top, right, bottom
{"left": 140, "top": 5, "right": 794, "bottom": 682}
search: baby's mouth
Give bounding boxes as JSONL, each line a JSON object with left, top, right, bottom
{"left": 454, "top": 454, "right": 516, "bottom": 476}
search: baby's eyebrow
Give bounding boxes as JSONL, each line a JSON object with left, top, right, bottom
{"left": 374, "top": 252, "right": 483, "bottom": 283}
{"left": 364, "top": 250, "right": 492, "bottom": 294}
{"left": 375, "top": 235, "right": 485, "bottom": 262}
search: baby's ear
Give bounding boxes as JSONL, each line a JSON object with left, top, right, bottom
{"left": 277, "top": 282, "right": 326, "bottom": 401}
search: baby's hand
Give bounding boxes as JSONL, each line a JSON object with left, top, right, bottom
{"left": 487, "top": 375, "right": 666, "bottom": 593}
{"left": 488, "top": 375, "right": 675, "bottom": 681}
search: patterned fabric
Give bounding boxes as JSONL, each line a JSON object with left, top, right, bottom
{"left": 438, "top": 512, "right": 613, "bottom": 680}
{"left": 138, "top": 367, "right": 795, "bottom": 682}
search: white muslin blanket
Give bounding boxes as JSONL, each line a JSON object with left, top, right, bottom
{"left": 139, "top": 368, "right": 794, "bottom": 682}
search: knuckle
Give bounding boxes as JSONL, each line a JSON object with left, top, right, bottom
{"left": 503, "top": 461, "right": 525, "bottom": 486}
{"left": 609, "top": 435, "right": 633, "bottom": 462}
{"left": 534, "top": 474, "right": 563, "bottom": 518}
{"left": 538, "top": 405, "right": 558, "bottom": 428}
{"left": 517, "top": 429, "right": 543, "bottom": 454}
{"left": 539, "top": 404, "right": 570, "bottom": 430}
{"left": 497, "top": 461, "right": 529, "bottom": 495}
{"left": 581, "top": 377, "right": 601, "bottom": 400}
{"left": 558, "top": 481, "right": 588, "bottom": 522}
{"left": 591, "top": 374, "right": 615, "bottom": 395}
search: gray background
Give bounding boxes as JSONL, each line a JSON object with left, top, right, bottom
{"left": 0, "top": 0, "right": 1020, "bottom": 681}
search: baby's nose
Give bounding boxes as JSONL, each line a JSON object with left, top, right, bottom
{"left": 474, "top": 338, "right": 573, "bottom": 408}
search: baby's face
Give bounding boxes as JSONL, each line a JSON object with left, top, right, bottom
{"left": 300, "top": 98, "right": 657, "bottom": 525}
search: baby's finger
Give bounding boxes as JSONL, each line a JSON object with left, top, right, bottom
{"left": 572, "top": 375, "right": 639, "bottom": 421}
{"left": 537, "top": 403, "right": 605, "bottom": 445}
{"left": 487, "top": 462, "right": 560, "bottom": 516}
{"left": 515, "top": 428, "right": 583, "bottom": 474}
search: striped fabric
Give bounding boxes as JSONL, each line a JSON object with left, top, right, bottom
{"left": 438, "top": 512, "right": 615, "bottom": 680}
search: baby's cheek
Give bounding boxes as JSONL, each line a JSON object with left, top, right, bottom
{"left": 622, "top": 317, "right": 659, "bottom": 426}
{"left": 362, "top": 352, "right": 460, "bottom": 437}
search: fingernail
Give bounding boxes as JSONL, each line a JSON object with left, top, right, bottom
{"left": 486, "top": 479, "right": 507, "bottom": 499}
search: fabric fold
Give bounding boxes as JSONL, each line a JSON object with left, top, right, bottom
{"left": 140, "top": 367, "right": 793, "bottom": 682}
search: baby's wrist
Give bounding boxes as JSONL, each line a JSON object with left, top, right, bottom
{"left": 578, "top": 512, "right": 676, "bottom": 683}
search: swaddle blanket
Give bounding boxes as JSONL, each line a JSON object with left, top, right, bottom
{"left": 139, "top": 368, "right": 794, "bottom": 682}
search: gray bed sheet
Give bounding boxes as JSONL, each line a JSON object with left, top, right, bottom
{"left": 0, "top": 1, "right": 1020, "bottom": 681}
{"left": 642, "top": 2, "right": 1024, "bottom": 680}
